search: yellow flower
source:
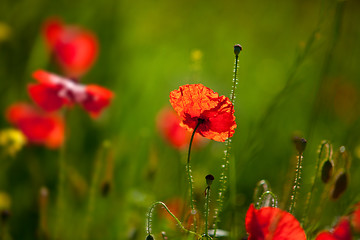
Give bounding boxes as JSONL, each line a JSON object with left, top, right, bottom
{"left": 0, "top": 128, "right": 27, "bottom": 157}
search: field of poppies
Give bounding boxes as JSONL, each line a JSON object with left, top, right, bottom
{"left": 1, "top": 0, "right": 360, "bottom": 239}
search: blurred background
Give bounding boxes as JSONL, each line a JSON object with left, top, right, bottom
{"left": 0, "top": 0, "right": 360, "bottom": 239}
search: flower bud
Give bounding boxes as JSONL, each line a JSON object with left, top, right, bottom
{"left": 234, "top": 44, "right": 243, "bottom": 56}
{"left": 146, "top": 234, "right": 154, "bottom": 240}
{"left": 330, "top": 170, "right": 348, "bottom": 200}
{"left": 205, "top": 174, "right": 215, "bottom": 186}
{"left": 321, "top": 160, "right": 333, "bottom": 183}
{"left": 292, "top": 136, "right": 307, "bottom": 154}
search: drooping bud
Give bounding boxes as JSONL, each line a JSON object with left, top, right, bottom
{"left": 330, "top": 170, "right": 348, "bottom": 200}
{"left": 234, "top": 44, "right": 243, "bottom": 56}
{"left": 321, "top": 160, "right": 334, "bottom": 183}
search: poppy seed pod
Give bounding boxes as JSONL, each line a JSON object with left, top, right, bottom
{"left": 234, "top": 44, "right": 242, "bottom": 56}
{"left": 205, "top": 174, "right": 215, "bottom": 186}
{"left": 146, "top": 234, "right": 154, "bottom": 240}
{"left": 292, "top": 136, "right": 307, "bottom": 154}
{"left": 321, "top": 160, "right": 334, "bottom": 183}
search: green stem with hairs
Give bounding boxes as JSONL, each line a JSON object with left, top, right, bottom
{"left": 213, "top": 47, "right": 240, "bottom": 238}
{"left": 204, "top": 187, "right": 211, "bottom": 238}
{"left": 288, "top": 153, "right": 303, "bottom": 215}
{"left": 146, "top": 201, "right": 202, "bottom": 239}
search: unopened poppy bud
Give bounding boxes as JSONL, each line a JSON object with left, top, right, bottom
{"left": 292, "top": 136, "right": 307, "bottom": 154}
{"left": 205, "top": 174, "right": 215, "bottom": 186}
{"left": 234, "top": 44, "right": 242, "bottom": 56}
{"left": 146, "top": 234, "right": 154, "bottom": 240}
{"left": 330, "top": 171, "right": 348, "bottom": 200}
{"left": 321, "top": 160, "right": 333, "bottom": 183}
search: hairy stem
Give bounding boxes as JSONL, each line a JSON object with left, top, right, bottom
{"left": 288, "top": 153, "right": 303, "bottom": 215}
{"left": 146, "top": 201, "right": 202, "bottom": 239}
{"left": 213, "top": 47, "right": 240, "bottom": 238}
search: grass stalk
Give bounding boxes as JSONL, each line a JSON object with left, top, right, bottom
{"left": 82, "top": 141, "right": 109, "bottom": 240}
{"left": 54, "top": 109, "right": 68, "bottom": 240}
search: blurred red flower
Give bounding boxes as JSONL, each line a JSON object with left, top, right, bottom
{"left": 245, "top": 204, "right": 306, "bottom": 240}
{"left": 6, "top": 103, "right": 64, "bottom": 149}
{"left": 28, "top": 70, "right": 113, "bottom": 118}
{"left": 169, "top": 84, "right": 236, "bottom": 142}
{"left": 156, "top": 107, "right": 207, "bottom": 150}
{"left": 351, "top": 203, "right": 360, "bottom": 233}
{"left": 315, "top": 218, "right": 352, "bottom": 240}
{"left": 43, "top": 17, "right": 98, "bottom": 78}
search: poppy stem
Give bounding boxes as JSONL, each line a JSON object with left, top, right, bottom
{"left": 301, "top": 141, "right": 330, "bottom": 227}
{"left": 186, "top": 120, "right": 202, "bottom": 230}
{"left": 146, "top": 201, "right": 202, "bottom": 239}
{"left": 288, "top": 153, "right": 303, "bottom": 215}
{"left": 213, "top": 45, "right": 241, "bottom": 238}
{"left": 82, "top": 141, "right": 109, "bottom": 240}
{"left": 54, "top": 109, "right": 68, "bottom": 239}
{"left": 204, "top": 186, "right": 211, "bottom": 237}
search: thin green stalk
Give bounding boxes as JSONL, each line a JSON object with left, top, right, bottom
{"left": 213, "top": 45, "right": 241, "bottom": 238}
{"left": 54, "top": 109, "right": 68, "bottom": 240}
{"left": 82, "top": 142, "right": 109, "bottom": 240}
{"left": 146, "top": 201, "right": 202, "bottom": 239}
{"left": 301, "top": 141, "right": 331, "bottom": 227}
{"left": 204, "top": 187, "right": 210, "bottom": 237}
{"left": 288, "top": 153, "right": 303, "bottom": 215}
{"left": 186, "top": 120, "right": 202, "bottom": 230}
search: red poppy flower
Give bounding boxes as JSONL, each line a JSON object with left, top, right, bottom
{"left": 6, "top": 103, "right": 64, "bottom": 149}
{"left": 245, "top": 204, "right": 306, "bottom": 240}
{"left": 156, "top": 107, "right": 207, "bottom": 150}
{"left": 28, "top": 70, "right": 114, "bottom": 118}
{"left": 351, "top": 203, "right": 360, "bottom": 233}
{"left": 43, "top": 17, "right": 98, "bottom": 78}
{"left": 169, "top": 84, "right": 236, "bottom": 142}
{"left": 315, "top": 218, "right": 352, "bottom": 240}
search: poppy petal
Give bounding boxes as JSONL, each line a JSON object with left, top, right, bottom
{"left": 81, "top": 85, "right": 114, "bottom": 118}
{"left": 315, "top": 218, "right": 352, "bottom": 240}
{"left": 351, "top": 203, "right": 360, "bottom": 232}
{"left": 55, "top": 31, "right": 98, "bottom": 78}
{"left": 5, "top": 103, "right": 65, "bottom": 149}
{"left": 28, "top": 83, "right": 64, "bottom": 112}
{"left": 245, "top": 204, "right": 306, "bottom": 240}
{"left": 43, "top": 18, "right": 63, "bottom": 48}
{"left": 32, "top": 70, "right": 58, "bottom": 85}
{"left": 42, "top": 17, "right": 98, "bottom": 78}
